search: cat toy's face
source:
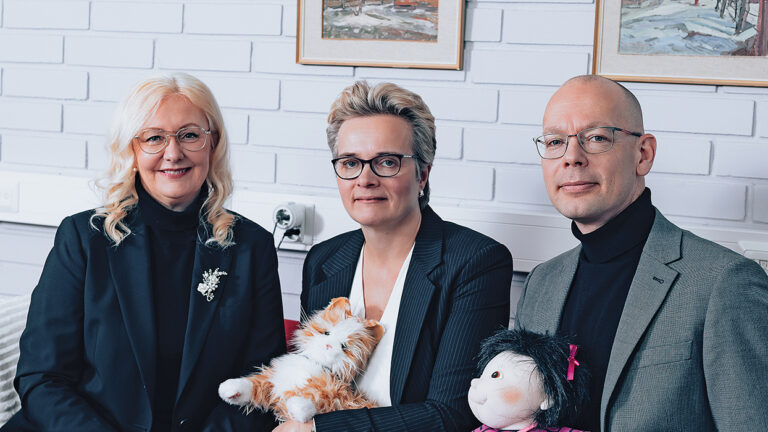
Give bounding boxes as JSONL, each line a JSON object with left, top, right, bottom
{"left": 294, "top": 298, "right": 384, "bottom": 380}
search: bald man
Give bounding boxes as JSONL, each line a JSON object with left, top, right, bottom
{"left": 515, "top": 75, "right": 768, "bottom": 431}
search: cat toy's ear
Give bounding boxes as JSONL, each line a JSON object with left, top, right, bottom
{"left": 328, "top": 297, "right": 352, "bottom": 318}
{"left": 364, "top": 320, "right": 385, "bottom": 343}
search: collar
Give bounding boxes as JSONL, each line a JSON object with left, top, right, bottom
{"left": 136, "top": 178, "right": 207, "bottom": 231}
{"left": 572, "top": 188, "right": 655, "bottom": 263}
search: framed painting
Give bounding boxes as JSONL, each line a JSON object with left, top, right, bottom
{"left": 593, "top": 0, "right": 768, "bottom": 87}
{"left": 297, "top": 0, "right": 465, "bottom": 70}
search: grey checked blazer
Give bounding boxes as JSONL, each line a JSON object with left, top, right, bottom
{"left": 515, "top": 210, "right": 768, "bottom": 431}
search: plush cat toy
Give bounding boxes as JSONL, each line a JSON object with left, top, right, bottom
{"left": 468, "top": 328, "right": 589, "bottom": 432}
{"left": 218, "top": 297, "right": 384, "bottom": 422}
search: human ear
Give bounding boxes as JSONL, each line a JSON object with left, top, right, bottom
{"left": 636, "top": 133, "right": 656, "bottom": 177}
{"left": 418, "top": 164, "right": 431, "bottom": 188}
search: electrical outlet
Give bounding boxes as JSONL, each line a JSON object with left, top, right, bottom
{"left": 272, "top": 202, "right": 314, "bottom": 248}
{"left": 0, "top": 181, "right": 19, "bottom": 213}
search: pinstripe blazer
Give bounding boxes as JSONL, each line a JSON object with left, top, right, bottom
{"left": 300, "top": 206, "right": 513, "bottom": 431}
{"left": 515, "top": 210, "right": 768, "bottom": 431}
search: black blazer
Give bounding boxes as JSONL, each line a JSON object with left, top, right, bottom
{"left": 301, "top": 206, "right": 513, "bottom": 431}
{"left": 4, "top": 209, "right": 286, "bottom": 432}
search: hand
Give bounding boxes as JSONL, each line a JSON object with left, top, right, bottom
{"left": 273, "top": 420, "right": 313, "bottom": 432}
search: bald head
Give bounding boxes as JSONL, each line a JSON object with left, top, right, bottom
{"left": 551, "top": 75, "right": 644, "bottom": 132}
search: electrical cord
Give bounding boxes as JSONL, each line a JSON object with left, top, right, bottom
{"left": 277, "top": 228, "right": 301, "bottom": 249}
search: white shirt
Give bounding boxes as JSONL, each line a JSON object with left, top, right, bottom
{"left": 348, "top": 242, "right": 415, "bottom": 407}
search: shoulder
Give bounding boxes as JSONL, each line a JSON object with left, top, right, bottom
{"left": 304, "top": 229, "right": 361, "bottom": 266}
{"left": 439, "top": 219, "right": 511, "bottom": 263}
{"left": 57, "top": 208, "right": 109, "bottom": 243}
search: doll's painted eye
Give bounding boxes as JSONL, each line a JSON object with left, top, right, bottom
{"left": 324, "top": 331, "right": 330, "bottom": 335}
{"left": 341, "top": 343, "right": 348, "bottom": 351}
{"left": 491, "top": 371, "right": 501, "bottom": 379}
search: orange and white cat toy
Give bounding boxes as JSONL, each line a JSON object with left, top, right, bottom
{"left": 218, "top": 297, "right": 384, "bottom": 422}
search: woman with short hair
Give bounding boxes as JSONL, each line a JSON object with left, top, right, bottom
{"left": 279, "top": 81, "right": 514, "bottom": 431}
{"left": 3, "top": 73, "right": 285, "bottom": 432}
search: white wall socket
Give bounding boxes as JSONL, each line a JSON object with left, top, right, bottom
{"left": 0, "top": 181, "right": 20, "bottom": 213}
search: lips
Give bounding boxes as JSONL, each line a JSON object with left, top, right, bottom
{"left": 158, "top": 167, "right": 191, "bottom": 179}
{"left": 354, "top": 196, "right": 386, "bottom": 202}
{"left": 559, "top": 181, "right": 598, "bottom": 193}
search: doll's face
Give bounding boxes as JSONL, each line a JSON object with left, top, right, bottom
{"left": 468, "top": 352, "right": 551, "bottom": 430}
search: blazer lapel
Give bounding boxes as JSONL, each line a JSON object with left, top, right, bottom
{"left": 176, "top": 225, "right": 233, "bottom": 401}
{"left": 306, "top": 231, "right": 364, "bottom": 316}
{"left": 107, "top": 215, "right": 157, "bottom": 404}
{"left": 600, "top": 211, "right": 681, "bottom": 430}
{"left": 530, "top": 247, "right": 579, "bottom": 333}
{"left": 389, "top": 207, "right": 442, "bottom": 404}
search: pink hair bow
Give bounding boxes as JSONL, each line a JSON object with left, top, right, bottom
{"left": 567, "top": 344, "right": 580, "bottom": 381}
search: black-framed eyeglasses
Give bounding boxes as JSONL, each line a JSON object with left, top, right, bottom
{"left": 134, "top": 126, "right": 212, "bottom": 154}
{"left": 533, "top": 126, "right": 642, "bottom": 160}
{"left": 331, "top": 154, "right": 421, "bottom": 180}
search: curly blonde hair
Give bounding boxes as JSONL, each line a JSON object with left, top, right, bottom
{"left": 91, "top": 73, "right": 236, "bottom": 248}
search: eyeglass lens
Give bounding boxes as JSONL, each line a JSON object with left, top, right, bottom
{"left": 333, "top": 155, "right": 402, "bottom": 179}
{"left": 137, "top": 127, "right": 208, "bottom": 153}
{"left": 535, "top": 127, "right": 616, "bottom": 159}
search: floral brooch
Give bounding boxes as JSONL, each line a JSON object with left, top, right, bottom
{"left": 197, "top": 268, "right": 227, "bottom": 302}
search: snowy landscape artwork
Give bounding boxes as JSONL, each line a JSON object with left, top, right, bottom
{"left": 619, "top": 0, "right": 767, "bottom": 56}
{"left": 322, "top": 0, "right": 439, "bottom": 41}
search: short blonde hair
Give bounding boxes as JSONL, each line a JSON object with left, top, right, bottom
{"left": 326, "top": 81, "right": 436, "bottom": 209}
{"left": 91, "top": 73, "right": 236, "bottom": 248}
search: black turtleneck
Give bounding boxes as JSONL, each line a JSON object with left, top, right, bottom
{"left": 136, "top": 181, "right": 204, "bottom": 432}
{"left": 557, "top": 188, "right": 655, "bottom": 432}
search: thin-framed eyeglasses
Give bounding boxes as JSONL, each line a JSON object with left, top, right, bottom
{"left": 533, "top": 126, "right": 642, "bottom": 159}
{"left": 331, "top": 154, "right": 421, "bottom": 180}
{"left": 134, "top": 126, "right": 212, "bottom": 154}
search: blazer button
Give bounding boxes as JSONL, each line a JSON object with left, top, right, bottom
{"left": 179, "top": 418, "right": 189, "bottom": 428}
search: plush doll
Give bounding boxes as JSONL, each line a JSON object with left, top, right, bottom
{"left": 218, "top": 297, "right": 384, "bottom": 422}
{"left": 468, "top": 328, "right": 589, "bottom": 432}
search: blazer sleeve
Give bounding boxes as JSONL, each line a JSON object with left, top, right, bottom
{"left": 201, "top": 230, "right": 285, "bottom": 432}
{"left": 703, "top": 257, "right": 768, "bottom": 429}
{"left": 13, "top": 216, "right": 120, "bottom": 431}
{"left": 313, "top": 242, "right": 513, "bottom": 432}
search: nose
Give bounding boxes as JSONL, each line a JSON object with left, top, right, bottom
{"left": 355, "top": 163, "right": 378, "bottom": 187}
{"left": 162, "top": 136, "right": 185, "bottom": 162}
{"left": 325, "top": 344, "right": 332, "bottom": 350}
{"left": 561, "top": 135, "right": 587, "bottom": 167}
{"left": 468, "top": 380, "right": 487, "bottom": 404}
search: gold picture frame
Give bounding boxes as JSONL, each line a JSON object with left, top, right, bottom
{"left": 297, "top": 0, "right": 465, "bottom": 70}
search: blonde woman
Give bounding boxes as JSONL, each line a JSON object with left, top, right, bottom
{"left": 4, "top": 73, "right": 285, "bottom": 432}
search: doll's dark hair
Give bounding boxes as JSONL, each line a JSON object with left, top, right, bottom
{"left": 475, "top": 328, "right": 589, "bottom": 428}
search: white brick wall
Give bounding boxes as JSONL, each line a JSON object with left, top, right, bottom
{"left": 0, "top": 0, "right": 766, "bottom": 295}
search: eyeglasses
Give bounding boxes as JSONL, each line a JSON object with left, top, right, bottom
{"left": 533, "top": 126, "right": 642, "bottom": 159}
{"left": 331, "top": 154, "right": 421, "bottom": 180}
{"left": 134, "top": 126, "right": 211, "bottom": 154}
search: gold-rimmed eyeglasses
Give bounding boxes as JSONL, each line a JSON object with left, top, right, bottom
{"left": 134, "top": 126, "right": 211, "bottom": 154}
{"left": 533, "top": 126, "right": 642, "bottom": 159}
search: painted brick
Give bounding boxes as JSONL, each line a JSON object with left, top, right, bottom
{"left": 66, "top": 36, "right": 153, "bottom": 68}
{"left": 87, "top": 140, "right": 110, "bottom": 171}
{"left": 250, "top": 114, "right": 329, "bottom": 150}
{"left": 758, "top": 101, "right": 768, "bottom": 138}
{"left": 652, "top": 136, "right": 711, "bottom": 175}
{"left": 496, "top": 167, "right": 550, "bottom": 206}
{"left": 89, "top": 70, "right": 148, "bottom": 102}
{"left": 754, "top": 185, "right": 768, "bottom": 224}
{"left": 1, "top": 135, "right": 86, "bottom": 168}
{"left": 92, "top": 2, "right": 182, "bottom": 33}
{"left": 252, "top": 42, "right": 353, "bottom": 76}
{"left": 0, "top": 101, "right": 61, "bottom": 131}
{"left": 465, "top": 7, "right": 502, "bottom": 42}
{"left": 3, "top": 68, "right": 87, "bottom": 100}
{"left": 407, "top": 85, "right": 498, "bottom": 122}
{"left": 276, "top": 152, "right": 337, "bottom": 188}
{"left": 63, "top": 103, "right": 117, "bottom": 135}
{"left": 185, "top": 3, "right": 281, "bottom": 35}
{"left": 356, "top": 67, "right": 466, "bottom": 82}
{"left": 282, "top": 80, "right": 349, "bottom": 113}
{"left": 623, "top": 82, "right": 716, "bottom": 94}
{"left": 0, "top": 34, "right": 63, "bottom": 63}
{"left": 221, "top": 110, "right": 249, "bottom": 145}
{"left": 464, "top": 126, "right": 541, "bottom": 165}
{"left": 429, "top": 163, "right": 494, "bottom": 201}
{"left": 202, "top": 76, "right": 279, "bottom": 110}
{"left": 499, "top": 87, "right": 557, "bottom": 125}
{"left": 157, "top": 38, "right": 250, "bottom": 72}
{"left": 638, "top": 94, "right": 754, "bottom": 135}
{"left": 474, "top": 0, "right": 593, "bottom": 3}
{"left": 230, "top": 149, "right": 275, "bottom": 183}
{"left": 284, "top": 4, "right": 297, "bottom": 37}
{"left": 502, "top": 6, "right": 593, "bottom": 45}
{"left": 472, "top": 50, "right": 588, "bottom": 86}
{"left": 714, "top": 141, "right": 768, "bottom": 179}
{"left": 4, "top": 0, "right": 89, "bottom": 29}
{"left": 646, "top": 176, "right": 746, "bottom": 221}
{"left": 435, "top": 124, "right": 462, "bottom": 159}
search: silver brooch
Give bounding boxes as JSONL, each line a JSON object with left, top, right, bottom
{"left": 197, "top": 268, "right": 227, "bottom": 302}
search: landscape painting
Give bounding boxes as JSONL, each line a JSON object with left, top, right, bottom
{"left": 322, "top": 0, "right": 439, "bottom": 42}
{"left": 619, "top": 0, "right": 767, "bottom": 56}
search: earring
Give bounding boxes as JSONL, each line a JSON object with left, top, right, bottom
{"left": 419, "top": 190, "right": 424, "bottom": 198}
{"left": 132, "top": 167, "right": 137, "bottom": 172}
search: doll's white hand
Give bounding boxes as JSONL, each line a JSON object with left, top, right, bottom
{"left": 218, "top": 378, "right": 253, "bottom": 406}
